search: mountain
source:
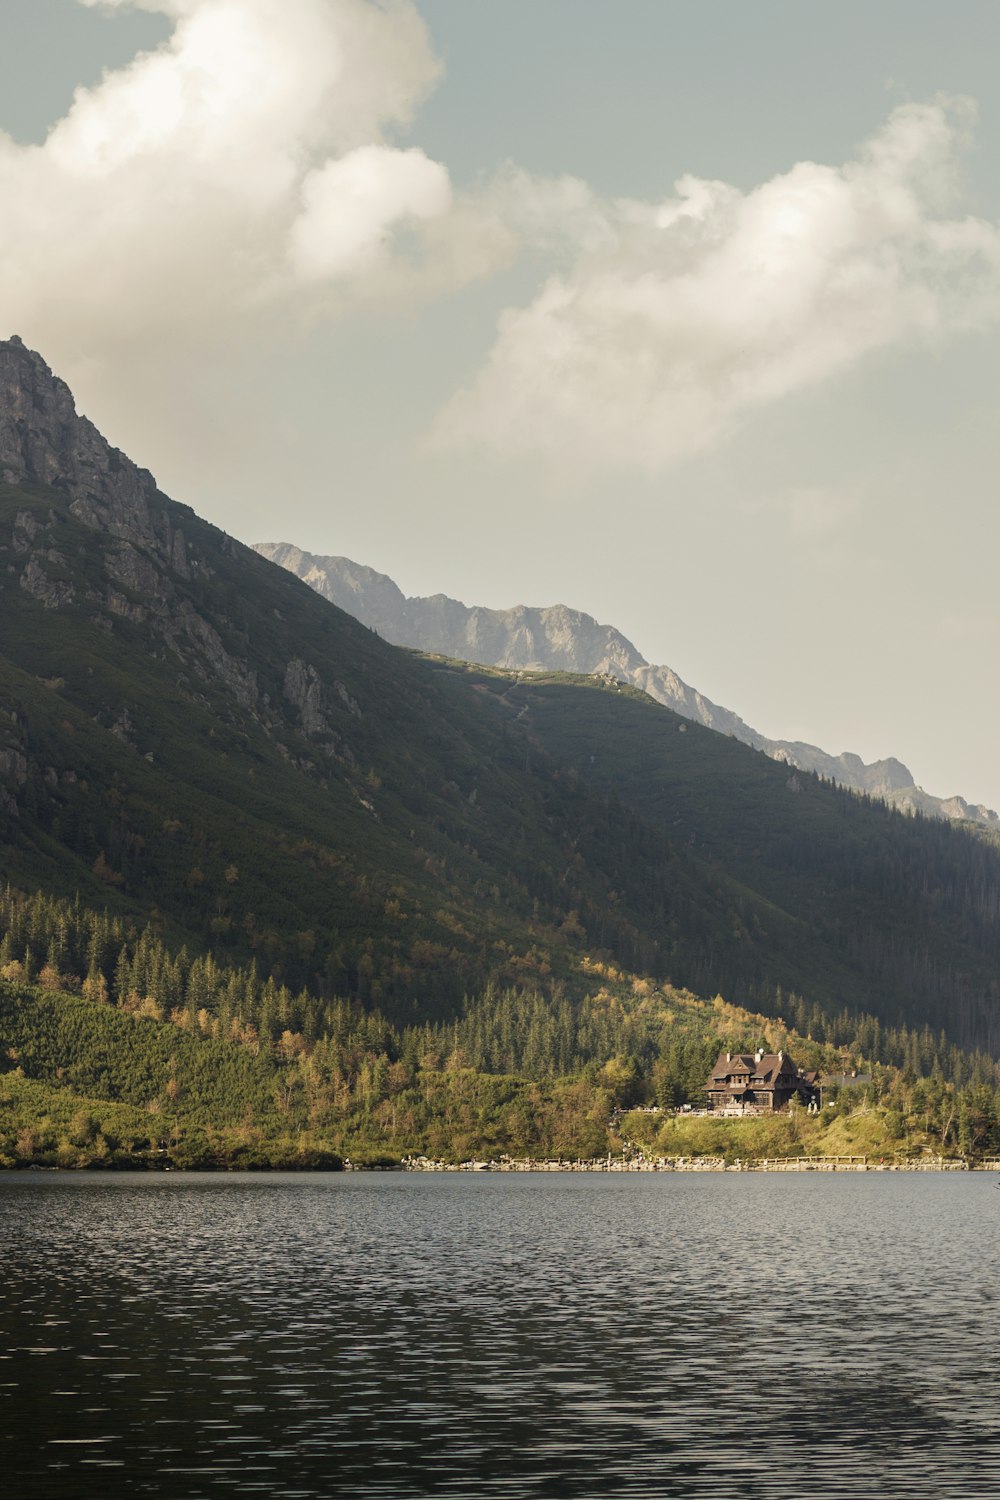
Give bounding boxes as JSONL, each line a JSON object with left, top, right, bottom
{"left": 256, "top": 543, "right": 996, "bottom": 827}
{"left": 0, "top": 335, "right": 683, "bottom": 1018}
{"left": 4, "top": 337, "right": 1000, "bottom": 1057}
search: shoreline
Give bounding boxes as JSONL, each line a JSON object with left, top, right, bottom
{"left": 4, "top": 1152, "right": 999, "bottom": 1175}
{"left": 399, "top": 1153, "right": 999, "bottom": 1174}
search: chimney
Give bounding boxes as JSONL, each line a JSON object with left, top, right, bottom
{"left": 755, "top": 1049, "right": 764, "bottom": 1062}
{"left": 726, "top": 1052, "right": 731, "bottom": 1062}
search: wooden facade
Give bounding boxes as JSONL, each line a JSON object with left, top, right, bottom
{"left": 706, "top": 1049, "right": 818, "bottom": 1114}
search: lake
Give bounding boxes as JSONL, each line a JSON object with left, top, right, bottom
{"left": 1, "top": 1171, "right": 998, "bottom": 1498}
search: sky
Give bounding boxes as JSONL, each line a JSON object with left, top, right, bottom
{"left": 2, "top": 0, "right": 1000, "bottom": 808}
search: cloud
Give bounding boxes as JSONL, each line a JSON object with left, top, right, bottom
{"left": 4, "top": 13, "right": 999, "bottom": 500}
{"left": 289, "top": 145, "right": 451, "bottom": 280}
{"left": 437, "top": 100, "right": 1000, "bottom": 473}
{"left": 0, "top": 0, "right": 484, "bottom": 355}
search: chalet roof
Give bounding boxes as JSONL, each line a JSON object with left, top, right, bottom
{"left": 709, "top": 1050, "right": 754, "bottom": 1078}
{"left": 821, "top": 1071, "right": 872, "bottom": 1089}
{"left": 707, "top": 1049, "right": 807, "bottom": 1089}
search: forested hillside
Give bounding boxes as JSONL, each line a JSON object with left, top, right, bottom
{"left": 3, "top": 891, "right": 999, "bottom": 1168}
{"left": 426, "top": 664, "right": 1000, "bottom": 1052}
{"left": 3, "top": 336, "right": 1000, "bottom": 1070}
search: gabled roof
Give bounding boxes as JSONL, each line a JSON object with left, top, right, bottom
{"left": 758, "top": 1052, "right": 797, "bottom": 1081}
{"left": 709, "top": 1050, "right": 756, "bottom": 1078}
{"left": 707, "top": 1049, "right": 809, "bottom": 1091}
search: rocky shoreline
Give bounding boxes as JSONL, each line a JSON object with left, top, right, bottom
{"left": 397, "top": 1153, "right": 999, "bottom": 1173}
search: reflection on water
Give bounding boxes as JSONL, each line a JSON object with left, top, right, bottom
{"left": 1, "top": 1172, "right": 998, "bottom": 1498}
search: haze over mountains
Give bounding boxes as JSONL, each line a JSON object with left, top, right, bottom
{"left": 256, "top": 543, "right": 998, "bottom": 831}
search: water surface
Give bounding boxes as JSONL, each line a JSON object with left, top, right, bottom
{"left": 1, "top": 1171, "right": 998, "bottom": 1498}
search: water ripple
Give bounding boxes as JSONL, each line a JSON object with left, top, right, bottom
{"left": 1, "top": 1172, "right": 998, "bottom": 1497}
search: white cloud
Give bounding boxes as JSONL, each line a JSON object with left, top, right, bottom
{"left": 0, "top": 0, "right": 471, "bottom": 354}
{"left": 437, "top": 100, "right": 1000, "bottom": 472}
{"left": 290, "top": 145, "right": 451, "bottom": 281}
{"left": 4, "top": 11, "right": 999, "bottom": 501}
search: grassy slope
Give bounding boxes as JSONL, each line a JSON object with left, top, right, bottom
{"left": 619, "top": 1106, "right": 935, "bottom": 1163}
{"left": 0, "top": 978, "right": 617, "bottom": 1166}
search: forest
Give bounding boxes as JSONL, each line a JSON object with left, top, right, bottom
{"left": 3, "top": 888, "right": 998, "bottom": 1169}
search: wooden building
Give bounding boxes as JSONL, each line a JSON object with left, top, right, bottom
{"left": 706, "top": 1049, "right": 818, "bottom": 1115}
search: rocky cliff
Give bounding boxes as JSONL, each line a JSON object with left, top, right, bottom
{"left": 0, "top": 335, "right": 246, "bottom": 682}
{"left": 1, "top": 335, "right": 182, "bottom": 562}
{"left": 0, "top": 337, "right": 373, "bottom": 774}
{"left": 255, "top": 542, "right": 996, "bottom": 828}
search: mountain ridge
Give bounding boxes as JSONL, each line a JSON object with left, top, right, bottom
{"left": 254, "top": 542, "right": 995, "bottom": 828}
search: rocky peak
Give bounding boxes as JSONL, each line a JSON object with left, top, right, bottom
{"left": 256, "top": 544, "right": 409, "bottom": 638}
{"left": 0, "top": 339, "right": 261, "bottom": 706}
{"left": 253, "top": 543, "right": 649, "bottom": 675}
{"left": 0, "top": 335, "right": 164, "bottom": 550}
{"left": 257, "top": 539, "right": 999, "bottom": 829}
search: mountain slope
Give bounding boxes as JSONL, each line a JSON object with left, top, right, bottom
{"left": 3, "top": 338, "right": 1000, "bottom": 1054}
{"left": 256, "top": 543, "right": 994, "bottom": 826}
{"left": 0, "top": 337, "right": 696, "bottom": 1016}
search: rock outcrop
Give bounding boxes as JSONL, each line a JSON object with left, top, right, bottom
{"left": 256, "top": 541, "right": 997, "bottom": 828}
{"left": 0, "top": 336, "right": 380, "bottom": 826}
{"left": 0, "top": 335, "right": 261, "bottom": 710}
{"left": 1, "top": 335, "right": 166, "bottom": 551}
